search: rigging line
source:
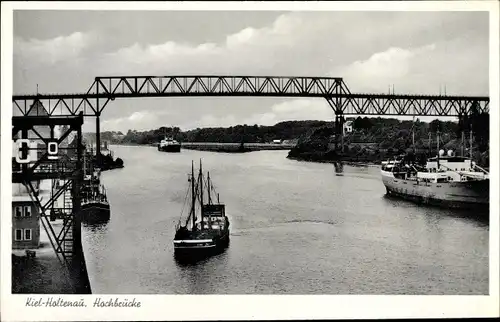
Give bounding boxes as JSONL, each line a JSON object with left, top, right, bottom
{"left": 185, "top": 176, "right": 201, "bottom": 226}
{"left": 203, "top": 175, "right": 218, "bottom": 203}
{"left": 177, "top": 183, "right": 191, "bottom": 225}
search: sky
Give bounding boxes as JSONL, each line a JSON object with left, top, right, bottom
{"left": 13, "top": 10, "right": 489, "bottom": 133}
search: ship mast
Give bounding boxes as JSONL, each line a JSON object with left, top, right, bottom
{"left": 191, "top": 160, "right": 196, "bottom": 231}
{"left": 199, "top": 159, "right": 204, "bottom": 230}
{"left": 83, "top": 149, "right": 87, "bottom": 177}
{"left": 412, "top": 116, "right": 415, "bottom": 154}
{"left": 207, "top": 171, "right": 212, "bottom": 205}
{"left": 428, "top": 132, "right": 431, "bottom": 154}
{"left": 436, "top": 130, "right": 440, "bottom": 170}
{"left": 469, "top": 126, "right": 473, "bottom": 159}
{"left": 461, "top": 131, "right": 465, "bottom": 156}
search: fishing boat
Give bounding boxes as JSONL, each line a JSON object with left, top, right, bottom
{"left": 80, "top": 151, "right": 111, "bottom": 223}
{"left": 173, "top": 160, "right": 230, "bottom": 261}
{"left": 81, "top": 184, "right": 111, "bottom": 223}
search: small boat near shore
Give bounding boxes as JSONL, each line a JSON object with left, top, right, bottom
{"left": 173, "top": 160, "right": 230, "bottom": 262}
{"left": 81, "top": 176, "right": 111, "bottom": 223}
{"left": 80, "top": 155, "right": 111, "bottom": 224}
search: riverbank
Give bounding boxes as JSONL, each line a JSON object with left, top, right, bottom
{"left": 181, "top": 142, "right": 295, "bottom": 153}
{"left": 286, "top": 155, "right": 381, "bottom": 168}
{"left": 143, "top": 142, "right": 295, "bottom": 153}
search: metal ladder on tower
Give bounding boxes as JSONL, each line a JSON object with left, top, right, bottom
{"left": 62, "top": 187, "right": 74, "bottom": 260}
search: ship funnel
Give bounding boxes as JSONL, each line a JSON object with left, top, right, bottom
{"left": 439, "top": 149, "right": 445, "bottom": 156}
{"left": 447, "top": 150, "right": 454, "bottom": 157}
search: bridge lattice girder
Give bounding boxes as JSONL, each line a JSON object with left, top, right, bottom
{"left": 12, "top": 76, "right": 489, "bottom": 117}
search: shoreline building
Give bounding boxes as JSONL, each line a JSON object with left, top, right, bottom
{"left": 12, "top": 101, "right": 51, "bottom": 252}
{"left": 12, "top": 184, "right": 41, "bottom": 250}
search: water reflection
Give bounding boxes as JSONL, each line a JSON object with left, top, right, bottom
{"left": 381, "top": 194, "right": 489, "bottom": 226}
{"left": 175, "top": 251, "right": 230, "bottom": 294}
{"left": 333, "top": 162, "right": 344, "bottom": 175}
{"left": 82, "top": 220, "right": 110, "bottom": 232}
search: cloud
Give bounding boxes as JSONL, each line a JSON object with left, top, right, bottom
{"left": 95, "top": 13, "right": 304, "bottom": 76}
{"left": 333, "top": 44, "right": 436, "bottom": 93}
{"left": 334, "top": 41, "right": 487, "bottom": 95}
{"left": 102, "top": 111, "right": 159, "bottom": 131}
{"left": 13, "top": 11, "right": 489, "bottom": 133}
{"left": 176, "top": 98, "right": 333, "bottom": 131}
{"left": 14, "top": 31, "right": 92, "bottom": 65}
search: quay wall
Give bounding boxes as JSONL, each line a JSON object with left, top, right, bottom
{"left": 180, "top": 142, "right": 296, "bottom": 153}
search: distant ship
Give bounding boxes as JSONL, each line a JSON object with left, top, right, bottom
{"left": 158, "top": 136, "right": 181, "bottom": 153}
{"left": 173, "top": 160, "right": 230, "bottom": 262}
{"left": 381, "top": 150, "right": 489, "bottom": 210}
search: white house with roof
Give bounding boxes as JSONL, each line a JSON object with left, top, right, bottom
{"left": 343, "top": 120, "right": 354, "bottom": 135}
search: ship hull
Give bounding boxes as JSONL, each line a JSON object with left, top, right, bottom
{"left": 81, "top": 202, "right": 111, "bottom": 223}
{"left": 158, "top": 144, "right": 181, "bottom": 153}
{"left": 173, "top": 233, "right": 229, "bottom": 262}
{"left": 381, "top": 170, "right": 489, "bottom": 210}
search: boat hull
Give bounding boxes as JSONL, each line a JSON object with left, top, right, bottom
{"left": 81, "top": 202, "right": 111, "bottom": 223}
{"left": 158, "top": 144, "right": 181, "bottom": 153}
{"left": 381, "top": 170, "right": 489, "bottom": 210}
{"left": 173, "top": 233, "right": 229, "bottom": 262}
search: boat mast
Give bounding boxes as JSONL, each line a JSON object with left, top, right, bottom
{"left": 461, "top": 131, "right": 465, "bottom": 156}
{"left": 469, "top": 126, "right": 473, "bottom": 159}
{"left": 428, "top": 132, "right": 431, "bottom": 155}
{"left": 412, "top": 116, "right": 415, "bottom": 154}
{"left": 191, "top": 160, "right": 196, "bottom": 231}
{"left": 199, "top": 159, "right": 204, "bottom": 230}
{"left": 207, "top": 171, "right": 212, "bottom": 205}
{"left": 436, "top": 130, "right": 440, "bottom": 170}
{"left": 83, "top": 149, "right": 87, "bottom": 177}
{"left": 207, "top": 171, "right": 212, "bottom": 227}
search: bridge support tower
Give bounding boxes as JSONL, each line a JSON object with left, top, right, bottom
{"left": 12, "top": 113, "right": 91, "bottom": 294}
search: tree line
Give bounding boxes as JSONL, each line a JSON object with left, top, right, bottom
{"left": 84, "top": 112, "right": 489, "bottom": 161}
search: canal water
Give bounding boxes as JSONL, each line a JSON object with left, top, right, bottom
{"left": 81, "top": 145, "right": 489, "bottom": 294}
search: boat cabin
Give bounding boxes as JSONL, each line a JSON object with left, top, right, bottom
{"left": 425, "top": 156, "right": 488, "bottom": 182}
{"left": 426, "top": 156, "right": 473, "bottom": 172}
{"left": 416, "top": 172, "right": 450, "bottom": 183}
{"left": 201, "top": 204, "right": 227, "bottom": 230}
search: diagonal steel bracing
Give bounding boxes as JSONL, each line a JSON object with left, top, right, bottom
{"left": 12, "top": 76, "right": 489, "bottom": 117}
{"left": 12, "top": 114, "right": 84, "bottom": 273}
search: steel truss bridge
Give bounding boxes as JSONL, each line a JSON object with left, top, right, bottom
{"left": 13, "top": 75, "right": 489, "bottom": 157}
{"left": 13, "top": 76, "right": 489, "bottom": 117}
{"left": 11, "top": 76, "right": 489, "bottom": 293}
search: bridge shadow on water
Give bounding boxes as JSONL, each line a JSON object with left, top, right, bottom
{"left": 382, "top": 194, "right": 489, "bottom": 226}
